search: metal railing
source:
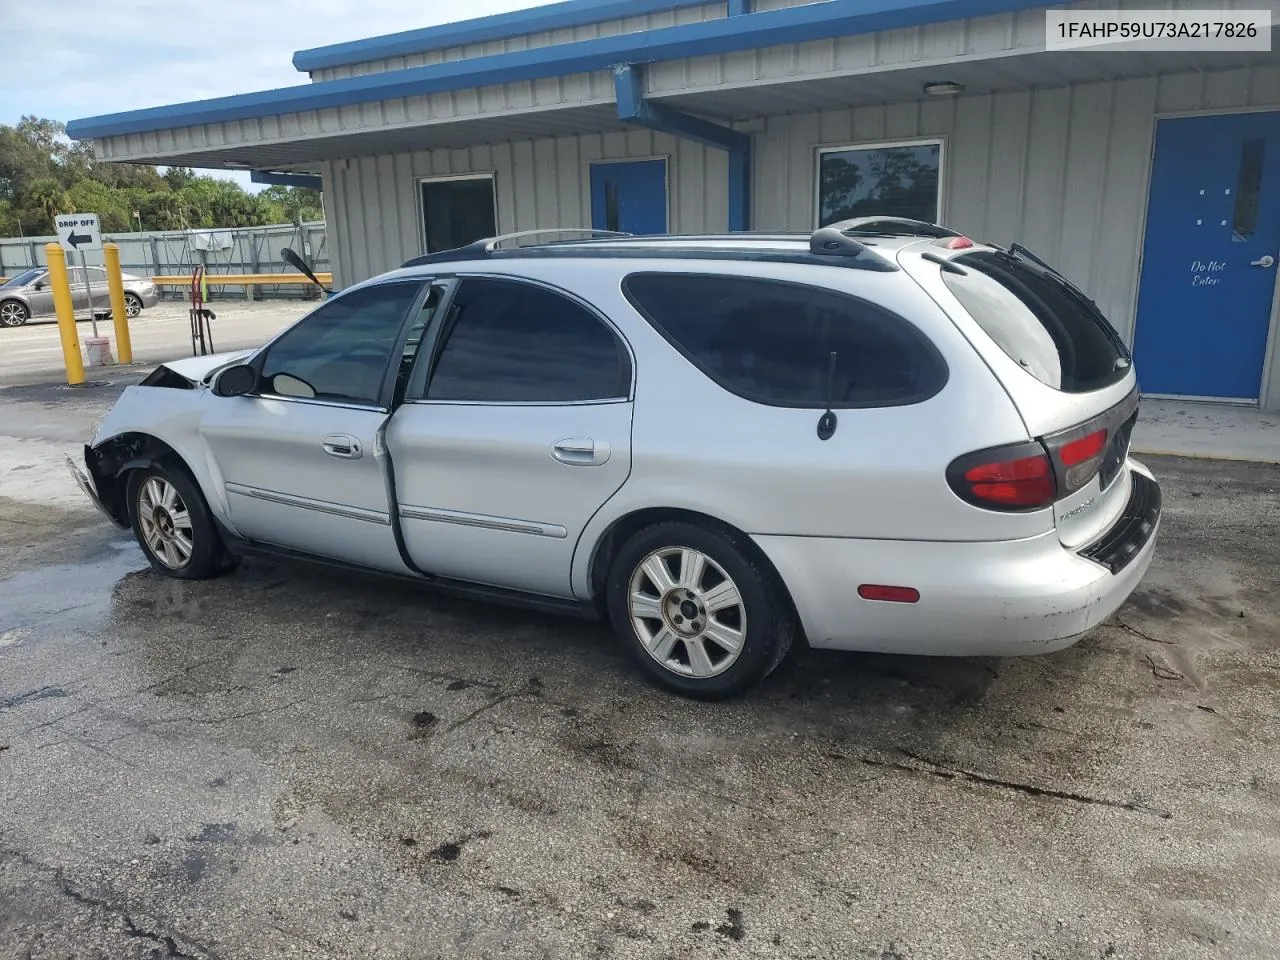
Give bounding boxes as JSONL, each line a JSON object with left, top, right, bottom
{"left": 0, "top": 221, "right": 329, "bottom": 300}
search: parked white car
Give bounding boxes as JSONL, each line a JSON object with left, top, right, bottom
{"left": 70, "top": 221, "right": 1160, "bottom": 699}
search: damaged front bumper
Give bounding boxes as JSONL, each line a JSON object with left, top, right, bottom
{"left": 66, "top": 448, "right": 128, "bottom": 528}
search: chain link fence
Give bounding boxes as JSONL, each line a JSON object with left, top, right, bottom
{"left": 0, "top": 221, "right": 328, "bottom": 300}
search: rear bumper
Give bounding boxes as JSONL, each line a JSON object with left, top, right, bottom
{"left": 134, "top": 285, "right": 160, "bottom": 308}
{"left": 753, "top": 461, "right": 1160, "bottom": 657}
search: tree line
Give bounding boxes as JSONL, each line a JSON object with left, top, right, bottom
{"left": 0, "top": 117, "right": 324, "bottom": 237}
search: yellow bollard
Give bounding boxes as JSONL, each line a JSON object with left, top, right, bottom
{"left": 103, "top": 243, "right": 133, "bottom": 365}
{"left": 45, "top": 244, "right": 85, "bottom": 386}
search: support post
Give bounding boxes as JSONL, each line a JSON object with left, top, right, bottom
{"left": 103, "top": 243, "right": 133, "bottom": 364}
{"left": 613, "top": 63, "right": 752, "bottom": 232}
{"left": 45, "top": 243, "right": 85, "bottom": 386}
{"left": 728, "top": 147, "right": 751, "bottom": 233}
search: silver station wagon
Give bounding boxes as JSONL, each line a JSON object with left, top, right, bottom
{"left": 70, "top": 221, "right": 1161, "bottom": 699}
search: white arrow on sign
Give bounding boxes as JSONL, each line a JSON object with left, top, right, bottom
{"left": 55, "top": 213, "right": 103, "bottom": 253}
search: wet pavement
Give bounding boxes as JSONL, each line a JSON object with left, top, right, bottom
{"left": 1, "top": 456, "right": 1278, "bottom": 960}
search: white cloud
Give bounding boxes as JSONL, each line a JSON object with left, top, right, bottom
{"left": 2, "top": 0, "right": 557, "bottom": 128}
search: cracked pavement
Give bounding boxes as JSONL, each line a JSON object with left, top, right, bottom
{"left": 1, "top": 375, "right": 1278, "bottom": 958}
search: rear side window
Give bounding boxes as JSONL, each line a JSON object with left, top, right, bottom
{"left": 942, "top": 251, "right": 1129, "bottom": 393}
{"left": 426, "top": 277, "right": 630, "bottom": 403}
{"left": 622, "top": 273, "right": 946, "bottom": 408}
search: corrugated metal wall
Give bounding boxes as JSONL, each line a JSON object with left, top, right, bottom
{"left": 323, "top": 66, "right": 1280, "bottom": 346}
{"left": 322, "top": 129, "right": 727, "bottom": 285}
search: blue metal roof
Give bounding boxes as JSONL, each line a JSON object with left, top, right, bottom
{"left": 68, "top": 0, "right": 1049, "bottom": 142}
{"left": 292, "top": 0, "right": 717, "bottom": 73}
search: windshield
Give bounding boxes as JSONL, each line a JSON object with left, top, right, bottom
{"left": 2, "top": 268, "right": 43, "bottom": 288}
{"left": 942, "top": 249, "right": 1130, "bottom": 393}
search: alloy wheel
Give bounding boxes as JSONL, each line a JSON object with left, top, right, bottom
{"left": 0, "top": 302, "right": 27, "bottom": 326}
{"left": 137, "top": 477, "right": 195, "bottom": 569}
{"left": 628, "top": 546, "right": 747, "bottom": 678}
{"left": 125, "top": 295, "right": 142, "bottom": 318}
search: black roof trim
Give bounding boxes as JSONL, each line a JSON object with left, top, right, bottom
{"left": 401, "top": 229, "right": 899, "bottom": 272}
{"left": 402, "top": 244, "right": 898, "bottom": 272}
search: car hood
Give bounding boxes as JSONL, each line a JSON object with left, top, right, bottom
{"left": 160, "top": 349, "right": 255, "bottom": 383}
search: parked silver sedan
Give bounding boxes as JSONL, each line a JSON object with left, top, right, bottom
{"left": 0, "top": 266, "right": 159, "bottom": 326}
{"left": 70, "top": 222, "right": 1160, "bottom": 699}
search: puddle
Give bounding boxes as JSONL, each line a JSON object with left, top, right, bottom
{"left": 0, "top": 539, "right": 147, "bottom": 640}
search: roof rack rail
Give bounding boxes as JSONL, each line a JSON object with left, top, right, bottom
{"left": 402, "top": 228, "right": 631, "bottom": 267}
{"left": 825, "top": 216, "right": 962, "bottom": 239}
{"left": 396, "top": 229, "right": 899, "bottom": 272}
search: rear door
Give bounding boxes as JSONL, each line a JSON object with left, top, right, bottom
{"left": 904, "top": 244, "right": 1139, "bottom": 548}
{"left": 87, "top": 267, "right": 112, "bottom": 313}
{"left": 385, "top": 275, "right": 634, "bottom": 598}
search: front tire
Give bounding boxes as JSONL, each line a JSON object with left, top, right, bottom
{"left": 606, "top": 521, "right": 794, "bottom": 700}
{"left": 0, "top": 300, "right": 29, "bottom": 327}
{"left": 124, "top": 293, "right": 144, "bottom": 318}
{"left": 127, "top": 464, "right": 229, "bottom": 579}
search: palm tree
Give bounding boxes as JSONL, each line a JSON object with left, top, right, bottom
{"left": 22, "top": 178, "right": 69, "bottom": 233}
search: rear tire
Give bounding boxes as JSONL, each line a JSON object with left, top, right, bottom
{"left": 0, "top": 300, "right": 29, "bottom": 327}
{"left": 606, "top": 521, "right": 794, "bottom": 700}
{"left": 126, "top": 463, "right": 230, "bottom": 580}
{"left": 124, "top": 293, "right": 144, "bottom": 318}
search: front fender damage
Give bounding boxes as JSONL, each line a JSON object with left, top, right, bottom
{"left": 83, "top": 383, "right": 222, "bottom": 529}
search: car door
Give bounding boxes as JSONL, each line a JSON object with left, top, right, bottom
{"left": 385, "top": 275, "right": 635, "bottom": 598}
{"left": 25, "top": 272, "right": 55, "bottom": 317}
{"left": 67, "top": 263, "right": 97, "bottom": 314}
{"left": 86, "top": 267, "right": 112, "bottom": 314}
{"left": 199, "top": 280, "right": 429, "bottom": 572}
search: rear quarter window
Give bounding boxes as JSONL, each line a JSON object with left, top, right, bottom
{"left": 942, "top": 251, "right": 1130, "bottom": 393}
{"left": 622, "top": 273, "right": 947, "bottom": 408}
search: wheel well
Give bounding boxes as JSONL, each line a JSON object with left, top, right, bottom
{"left": 0, "top": 297, "right": 28, "bottom": 313}
{"left": 88, "top": 432, "right": 191, "bottom": 525}
{"left": 586, "top": 507, "right": 804, "bottom": 636}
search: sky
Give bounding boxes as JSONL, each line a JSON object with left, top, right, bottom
{"left": 3, "top": 0, "right": 556, "bottom": 188}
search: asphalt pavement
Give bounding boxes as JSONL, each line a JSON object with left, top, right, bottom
{"left": 0, "top": 351, "right": 1277, "bottom": 958}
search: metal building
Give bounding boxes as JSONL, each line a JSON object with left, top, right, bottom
{"left": 68, "top": 0, "right": 1280, "bottom": 408}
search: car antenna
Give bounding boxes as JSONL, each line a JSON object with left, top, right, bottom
{"left": 817, "top": 351, "right": 838, "bottom": 441}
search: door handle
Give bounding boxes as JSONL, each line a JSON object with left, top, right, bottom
{"left": 322, "top": 434, "right": 362, "bottom": 459}
{"left": 551, "top": 438, "right": 611, "bottom": 466}
{"left": 1250, "top": 254, "right": 1276, "bottom": 268}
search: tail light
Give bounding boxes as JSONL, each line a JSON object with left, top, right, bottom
{"left": 947, "top": 440, "right": 1056, "bottom": 511}
{"left": 1058, "top": 428, "right": 1107, "bottom": 492}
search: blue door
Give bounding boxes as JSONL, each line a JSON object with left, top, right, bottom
{"left": 590, "top": 159, "right": 668, "bottom": 235}
{"left": 1133, "top": 111, "right": 1280, "bottom": 400}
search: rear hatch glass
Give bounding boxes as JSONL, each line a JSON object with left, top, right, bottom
{"left": 941, "top": 249, "right": 1130, "bottom": 393}
{"left": 936, "top": 247, "right": 1138, "bottom": 549}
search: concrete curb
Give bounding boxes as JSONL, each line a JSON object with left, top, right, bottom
{"left": 1131, "top": 447, "right": 1280, "bottom": 466}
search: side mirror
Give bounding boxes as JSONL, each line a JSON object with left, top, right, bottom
{"left": 32, "top": 280, "right": 44, "bottom": 290}
{"left": 212, "top": 364, "right": 257, "bottom": 398}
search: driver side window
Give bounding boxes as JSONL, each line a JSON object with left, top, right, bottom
{"left": 260, "top": 281, "right": 423, "bottom": 406}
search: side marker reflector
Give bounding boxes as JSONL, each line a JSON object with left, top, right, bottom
{"left": 858, "top": 584, "right": 921, "bottom": 603}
